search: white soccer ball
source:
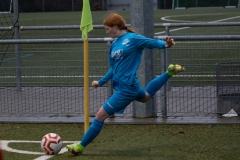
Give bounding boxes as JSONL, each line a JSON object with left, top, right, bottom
{"left": 41, "top": 133, "right": 63, "bottom": 155}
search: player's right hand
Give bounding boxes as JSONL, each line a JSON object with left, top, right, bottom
{"left": 165, "top": 36, "right": 175, "bottom": 48}
{"left": 92, "top": 80, "right": 100, "bottom": 88}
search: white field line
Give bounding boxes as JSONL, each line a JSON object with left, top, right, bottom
{"left": 33, "top": 148, "right": 69, "bottom": 160}
{"left": 160, "top": 13, "right": 223, "bottom": 23}
{"left": 0, "top": 140, "right": 78, "bottom": 160}
{"left": 156, "top": 14, "right": 240, "bottom": 35}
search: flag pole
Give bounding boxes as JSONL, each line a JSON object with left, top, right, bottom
{"left": 83, "top": 39, "right": 89, "bottom": 133}
{"left": 80, "top": 0, "right": 93, "bottom": 133}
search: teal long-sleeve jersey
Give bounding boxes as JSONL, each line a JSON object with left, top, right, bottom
{"left": 98, "top": 32, "right": 166, "bottom": 91}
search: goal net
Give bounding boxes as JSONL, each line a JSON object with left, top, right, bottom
{"left": 0, "top": 0, "right": 14, "bottom": 66}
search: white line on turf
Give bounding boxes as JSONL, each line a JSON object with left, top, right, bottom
{"left": 160, "top": 13, "right": 223, "bottom": 23}
{"left": 0, "top": 140, "right": 78, "bottom": 160}
{"left": 155, "top": 14, "right": 240, "bottom": 35}
{"left": 33, "top": 148, "right": 69, "bottom": 160}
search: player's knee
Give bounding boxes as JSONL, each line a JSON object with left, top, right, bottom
{"left": 95, "top": 107, "right": 109, "bottom": 121}
{"left": 139, "top": 93, "right": 151, "bottom": 103}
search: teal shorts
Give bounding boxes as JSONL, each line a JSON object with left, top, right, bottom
{"left": 102, "top": 88, "right": 146, "bottom": 115}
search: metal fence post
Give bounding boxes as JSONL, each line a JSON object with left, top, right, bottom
{"left": 131, "top": 0, "right": 157, "bottom": 118}
{"left": 161, "top": 49, "right": 167, "bottom": 118}
{"left": 13, "top": 0, "right": 22, "bottom": 91}
{"left": 106, "top": 41, "right": 113, "bottom": 98}
{"left": 165, "top": 26, "right": 171, "bottom": 91}
{"left": 72, "top": 0, "right": 74, "bottom": 11}
{"left": 42, "top": 0, "right": 44, "bottom": 12}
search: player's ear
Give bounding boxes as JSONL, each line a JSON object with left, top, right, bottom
{"left": 113, "top": 25, "right": 118, "bottom": 30}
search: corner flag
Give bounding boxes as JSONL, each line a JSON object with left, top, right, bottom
{"left": 80, "top": 0, "right": 92, "bottom": 133}
{"left": 80, "top": 0, "right": 93, "bottom": 40}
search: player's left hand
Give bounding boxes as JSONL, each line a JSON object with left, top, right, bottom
{"left": 165, "top": 37, "right": 175, "bottom": 48}
{"left": 92, "top": 80, "right": 100, "bottom": 88}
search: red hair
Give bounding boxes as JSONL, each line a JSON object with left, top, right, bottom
{"left": 103, "top": 12, "right": 136, "bottom": 33}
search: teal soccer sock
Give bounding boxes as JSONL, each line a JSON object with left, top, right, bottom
{"left": 80, "top": 118, "right": 104, "bottom": 147}
{"left": 146, "top": 73, "right": 170, "bottom": 97}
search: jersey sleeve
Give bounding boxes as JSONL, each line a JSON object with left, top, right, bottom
{"left": 131, "top": 34, "right": 166, "bottom": 50}
{"left": 98, "top": 67, "right": 113, "bottom": 86}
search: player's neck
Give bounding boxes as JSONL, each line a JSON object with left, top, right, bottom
{"left": 117, "top": 30, "right": 127, "bottom": 37}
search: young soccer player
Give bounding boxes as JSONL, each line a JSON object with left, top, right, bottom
{"left": 67, "top": 12, "right": 185, "bottom": 154}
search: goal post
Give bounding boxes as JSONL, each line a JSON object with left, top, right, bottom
{"left": 0, "top": 0, "right": 13, "bottom": 14}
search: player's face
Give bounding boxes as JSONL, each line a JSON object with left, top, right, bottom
{"left": 104, "top": 25, "right": 118, "bottom": 38}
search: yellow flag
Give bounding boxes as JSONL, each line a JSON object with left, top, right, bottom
{"left": 80, "top": 0, "right": 93, "bottom": 40}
